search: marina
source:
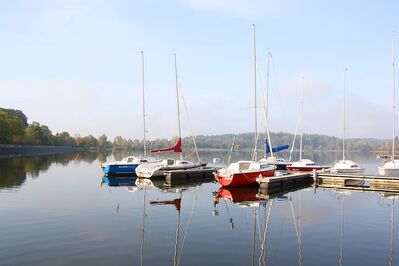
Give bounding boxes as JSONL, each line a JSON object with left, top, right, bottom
{"left": 1, "top": 1, "right": 399, "bottom": 265}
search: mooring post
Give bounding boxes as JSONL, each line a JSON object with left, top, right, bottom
{"left": 313, "top": 169, "right": 317, "bottom": 183}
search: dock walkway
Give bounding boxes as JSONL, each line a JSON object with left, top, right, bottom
{"left": 164, "top": 167, "right": 217, "bottom": 185}
{"left": 316, "top": 172, "right": 399, "bottom": 189}
{"left": 256, "top": 171, "right": 399, "bottom": 191}
{"left": 256, "top": 172, "right": 312, "bottom": 192}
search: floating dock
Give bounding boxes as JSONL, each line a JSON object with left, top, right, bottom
{"left": 256, "top": 171, "right": 399, "bottom": 192}
{"left": 316, "top": 183, "right": 399, "bottom": 194}
{"left": 256, "top": 172, "right": 312, "bottom": 193}
{"left": 164, "top": 167, "right": 217, "bottom": 186}
{"left": 316, "top": 172, "right": 399, "bottom": 189}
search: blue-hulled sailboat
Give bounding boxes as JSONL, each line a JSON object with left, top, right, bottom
{"left": 102, "top": 156, "right": 151, "bottom": 175}
{"left": 102, "top": 51, "right": 154, "bottom": 176}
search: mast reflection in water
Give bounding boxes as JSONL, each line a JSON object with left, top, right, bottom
{"left": 0, "top": 153, "right": 397, "bottom": 265}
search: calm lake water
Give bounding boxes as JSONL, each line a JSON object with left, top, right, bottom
{"left": 0, "top": 151, "right": 397, "bottom": 265}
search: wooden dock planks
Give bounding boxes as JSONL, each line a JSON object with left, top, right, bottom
{"left": 164, "top": 167, "right": 217, "bottom": 185}
{"left": 256, "top": 172, "right": 312, "bottom": 191}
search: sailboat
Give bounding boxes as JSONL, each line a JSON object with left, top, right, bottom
{"left": 287, "top": 77, "right": 329, "bottom": 172}
{"left": 102, "top": 51, "right": 154, "bottom": 175}
{"left": 330, "top": 69, "right": 364, "bottom": 174}
{"left": 379, "top": 33, "right": 399, "bottom": 176}
{"left": 214, "top": 25, "right": 275, "bottom": 187}
{"left": 259, "top": 139, "right": 291, "bottom": 170}
{"left": 258, "top": 51, "right": 291, "bottom": 171}
{"left": 135, "top": 53, "right": 205, "bottom": 178}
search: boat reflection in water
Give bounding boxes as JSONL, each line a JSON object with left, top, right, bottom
{"left": 213, "top": 185, "right": 305, "bottom": 266}
{"left": 141, "top": 178, "right": 201, "bottom": 266}
{"left": 101, "top": 176, "right": 136, "bottom": 187}
{"left": 214, "top": 186, "right": 265, "bottom": 208}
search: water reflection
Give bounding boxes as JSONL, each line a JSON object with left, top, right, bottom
{"left": 213, "top": 185, "right": 306, "bottom": 266}
{"left": 134, "top": 179, "right": 199, "bottom": 266}
{"left": 379, "top": 193, "right": 397, "bottom": 266}
{"left": 1, "top": 152, "right": 398, "bottom": 265}
{"left": 0, "top": 152, "right": 106, "bottom": 190}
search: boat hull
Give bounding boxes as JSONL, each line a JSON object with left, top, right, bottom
{"left": 103, "top": 164, "right": 139, "bottom": 175}
{"left": 273, "top": 163, "right": 290, "bottom": 171}
{"left": 286, "top": 166, "right": 324, "bottom": 172}
{"left": 378, "top": 167, "right": 399, "bottom": 177}
{"left": 330, "top": 168, "right": 365, "bottom": 174}
{"left": 214, "top": 169, "right": 275, "bottom": 187}
{"left": 136, "top": 164, "right": 204, "bottom": 179}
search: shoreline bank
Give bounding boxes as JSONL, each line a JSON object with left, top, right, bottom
{"left": 0, "top": 144, "right": 82, "bottom": 158}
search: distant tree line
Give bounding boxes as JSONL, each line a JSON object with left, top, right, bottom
{"left": 0, "top": 107, "right": 394, "bottom": 153}
{"left": 112, "top": 132, "right": 389, "bottom": 153}
{"left": 186, "top": 132, "right": 387, "bottom": 153}
{"left": 0, "top": 107, "right": 111, "bottom": 150}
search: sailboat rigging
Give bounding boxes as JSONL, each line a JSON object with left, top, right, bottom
{"left": 331, "top": 68, "right": 364, "bottom": 173}
{"left": 287, "top": 77, "right": 329, "bottom": 172}
{"left": 379, "top": 32, "right": 399, "bottom": 176}
{"left": 101, "top": 51, "right": 154, "bottom": 175}
{"left": 136, "top": 53, "right": 204, "bottom": 178}
{"left": 214, "top": 25, "right": 275, "bottom": 187}
{"left": 259, "top": 50, "right": 291, "bottom": 170}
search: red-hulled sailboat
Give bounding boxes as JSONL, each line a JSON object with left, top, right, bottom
{"left": 214, "top": 25, "right": 275, "bottom": 187}
{"left": 214, "top": 161, "right": 275, "bottom": 187}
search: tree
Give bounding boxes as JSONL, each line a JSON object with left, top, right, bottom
{"left": 0, "top": 111, "right": 25, "bottom": 143}
{"left": 53, "top": 132, "right": 75, "bottom": 146}
{"left": 98, "top": 134, "right": 109, "bottom": 150}
{"left": 0, "top": 108, "right": 28, "bottom": 126}
{"left": 24, "top": 122, "right": 52, "bottom": 145}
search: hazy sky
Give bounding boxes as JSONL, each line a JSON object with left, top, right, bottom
{"left": 1, "top": 0, "right": 398, "bottom": 140}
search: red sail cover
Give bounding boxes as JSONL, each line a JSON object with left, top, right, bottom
{"left": 150, "top": 137, "right": 182, "bottom": 154}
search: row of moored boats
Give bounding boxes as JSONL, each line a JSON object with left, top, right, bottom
{"left": 102, "top": 29, "right": 399, "bottom": 187}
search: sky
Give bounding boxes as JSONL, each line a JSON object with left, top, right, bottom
{"left": 0, "top": 0, "right": 398, "bottom": 140}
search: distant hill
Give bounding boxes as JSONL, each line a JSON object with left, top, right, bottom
{"left": 180, "top": 132, "right": 388, "bottom": 153}
{"left": 0, "top": 106, "right": 394, "bottom": 153}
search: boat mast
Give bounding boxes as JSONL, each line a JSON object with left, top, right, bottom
{"left": 343, "top": 68, "right": 348, "bottom": 162}
{"left": 266, "top": 50, "right": 271, "bottom": 121}
{"left": 392, "top": 32, "right": 396, "bottom": 163}
{"left": 141, "top": 51, "right": 147, "bottom": 157}
{"left": 253, "top": 24, "right": 258, "bottom": 161}
{"left": 264, "top": 50, "right": 274, "bottom": 160}
{"left": 299, "top": 77, "right": 304, "bottom": 160}
{"left": 264, "top": 50, "right": 272, "bottom": 159}
{"left": 174, "top": 53, "right": 183, "bottom": 160}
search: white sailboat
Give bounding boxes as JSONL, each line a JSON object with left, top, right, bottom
{"left": 135, "top": 53, "right": 204, "bottom": 178}
{"left": 330, "top": 68, "right": 365, "bottom": 174}
{"left": 379, "top": 33, "right": 399, "bottom": 176}
{"left": 259, "top": 51, "right": 291, "bottom": 170}
{"left": 287, "top": 77, "right": 328, "bottom": 172}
